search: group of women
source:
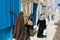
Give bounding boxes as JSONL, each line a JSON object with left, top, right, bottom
{"left": 13, "top": 12, "right": 47, "bottom": 40}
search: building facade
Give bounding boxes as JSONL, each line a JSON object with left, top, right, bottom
{"left": 21, "top": 0, "right": 55, "bottom": 26}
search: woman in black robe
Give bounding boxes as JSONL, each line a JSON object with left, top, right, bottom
{"left": 37, "top": 14, "right": 46, "bottom": 38}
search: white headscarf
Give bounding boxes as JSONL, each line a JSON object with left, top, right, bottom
{"left": 39, "top": 14, "right": 45, "bottom": 20}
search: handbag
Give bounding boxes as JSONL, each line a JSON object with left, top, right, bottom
{"left": 29, "top": 28, "right": 37, "bottom": 36}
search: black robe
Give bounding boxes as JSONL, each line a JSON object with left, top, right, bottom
{"left": 37, "top": 19, "right": 46, "bottom": 37}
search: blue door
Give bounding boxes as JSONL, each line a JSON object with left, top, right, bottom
{"left": 0, "top": 0, "right": 21, "bottom": 40}
{"left": 10, "top": 0, "right": 21, "bottom": 25}
{"left": 33, "top": 3, "right": 37, "bottom": 25}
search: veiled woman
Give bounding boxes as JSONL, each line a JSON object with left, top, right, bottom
{"left": 37, "top": 14, "right": 46, "bottom": 38}
{"left": 14, "top": 12, "right": 25, "bottom": 40}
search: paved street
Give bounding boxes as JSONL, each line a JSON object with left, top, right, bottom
{"left": 53, "top": 21, "right": 60, "bottom": 40}
{"left": 30, "top": 20, "right": 58, "bottom": 40}
{"left": 13, "top": 19, "right": 60, "bottom": 40}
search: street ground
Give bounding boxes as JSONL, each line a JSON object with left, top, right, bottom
{"left": 13, "top": 19, "right": 60, "bottom": 40}
{"left": 30, "top": 20, "right": 58, "bottom": 40}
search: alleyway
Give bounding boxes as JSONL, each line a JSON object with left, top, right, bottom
{"left": 13, "top": 18, "right": 60, "bottom": 40}
{"left": 30, "top": 20, "right": 58, "bottom": 40}
{"left": 12, "top": 0, "right": 60, "bottom": 40}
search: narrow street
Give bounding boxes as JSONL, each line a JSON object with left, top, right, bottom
{"left": 0, "top": 0, "right": 60, "bottom": 40}
{"left": 13, "top": 18, "right": 60, "bottom": 40}
{"left": 30, "top": 20, "right": 58, "bottom": 40}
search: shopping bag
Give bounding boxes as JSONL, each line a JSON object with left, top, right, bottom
{"left": 29, "top": 29, "right": 37, "bottom": 36}
{"left": 43, "top": 29, "right": 47, "bottom": 35}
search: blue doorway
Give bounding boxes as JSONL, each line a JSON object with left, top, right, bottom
{"left": 33, "top": 3, "right": 38, "bottom": 25}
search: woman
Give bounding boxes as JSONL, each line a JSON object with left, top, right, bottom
{"left": 14, "top": 12, "right": 25, "bottom": 40}
{"left": 25, "top": 14, "right": 33, "bottom": 39}
{"left": 37, "top": 14, "right": 46, "bottom": 38}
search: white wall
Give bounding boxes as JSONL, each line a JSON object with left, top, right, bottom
{"left": 54, "top": 9, "right": 60, "bottom": 22}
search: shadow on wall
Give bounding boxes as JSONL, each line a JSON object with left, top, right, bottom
{"left": 53, "top": 21, "right": 60, "bottom": 40}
